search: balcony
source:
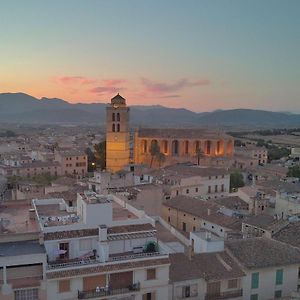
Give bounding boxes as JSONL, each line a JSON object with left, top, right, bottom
{"left": 78, "top": 283, "right": 140, "bottom": 299}
{"left": 205, "top": 289, "right": 243, "bottom": 300}
{"left": 47, "top": 257, "right": 99, "bottom": 270}
{"left": 109, "top": 251, "right": 162, "bottom": 262}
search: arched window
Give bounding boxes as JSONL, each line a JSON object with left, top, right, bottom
{"left": 162, "top": 140, "right": 168, "bottom": 154}
{"left": 117, "top": 113, "right": 120, "bottom": 122}
{"left": 205, "top": 140, "right": 211, "bottom": 155}
{"left": 112, "top": 124, "right": 115, "bottom": 132}
{"left": 172, "top": 140, "right": 179, "bottom": 156}
{"left": 117, "top": 123, "right": 120, "bottom": 132}
{"left": 112, "top": 113, "right": 115, "bottom": 122}
{"left": 216, "top": 140, "right": 224, "bottom": 155}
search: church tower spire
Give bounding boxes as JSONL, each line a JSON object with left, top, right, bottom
{"left": 106, "top": 94, "right": 130, "bottom": 172}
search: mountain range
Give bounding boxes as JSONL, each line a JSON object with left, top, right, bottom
{"left": 0, "top": 92, "right": 299, "bottom": 128}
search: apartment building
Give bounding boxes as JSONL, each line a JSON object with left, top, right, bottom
{"left": 32, "top": 190, "right": 170, "bottom": 300}
{"left": 161, "top": 196, "right": 242, "bottom": 238}
{"left": 169, "top": 230, "right": 245, "bottom": 300}
{"left": 226, "top": 238, "right": 300, "bottom": 300}
{"left": 54, "top": 150, "right": 88, "bottom": 176}
{"left": 150, "top": 164, "right": 230, "bottom": 199}
{"left": 0, "top": 201, "right": 47, "bottom": 300}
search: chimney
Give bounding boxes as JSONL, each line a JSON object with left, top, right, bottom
{"left": 205, "top": 231, "right": 212, "bottom": 241}
{"left": 99, "top": 225, "right": 107, "bottom": 242}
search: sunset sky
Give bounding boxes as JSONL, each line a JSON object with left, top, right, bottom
{"left": 0, "top": 0, "right": 299, "bottom": 112}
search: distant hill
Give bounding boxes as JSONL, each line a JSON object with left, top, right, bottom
{"left": 0, "top": 92, "right": 300, "bottom": 128}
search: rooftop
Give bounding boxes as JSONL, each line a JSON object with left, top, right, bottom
{"left": 214, "top": 196, "right": 249, "bottom": 211}
{"left": 0, "top": 240, "right": 45, "bottom": 257}
{"left": 226, "top": 237, "right": 300, "bottom": 269}
{"left": 0, "top": 201, "right": 39, "bottom": 235}
{"left": 273, "top": 222, "right": 300, "bottom": 249}
{"left": 151, "top": 164, "right": 228, "bottom": 179}
{"left": 169, "top": 251, "right": 244, "bottom": 282}
{"left": 137, "top": 128, "right": 231, "bottom": 139}
{"left": 164, "top": 196, "right": 242, "bottom": 231}
{"left": 242, "top": 214, "right": 285, "bottom": 231}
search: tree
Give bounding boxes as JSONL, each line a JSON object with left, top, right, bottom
{"left": 287, "top": 166, "right": 300, "bottom": 179}
{"left": 149, "top": 141, "right": 166, "bottom": 168}
{"left": 85, "top": 147, "right": 96, "bottom": 172}
{"left": 157, "top": 152, "right": 166, "bottom": 167}
{"left": 230, "top": 172, "right": 245, "bottom": 191}
{"left": 94, "top": 141, "right": 106, "bottom": 170}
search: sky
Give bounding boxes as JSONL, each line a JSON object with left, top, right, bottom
{"left": 0, "top": 0, "right": 299, "bottom": 112}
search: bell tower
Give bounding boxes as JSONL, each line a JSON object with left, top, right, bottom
{"left": 106, "top": 94, "right": 130, "bottom": 172}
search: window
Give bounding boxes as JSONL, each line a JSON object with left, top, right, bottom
{"left": 168, "top": 216, "right": 170, "bottom": 223}
{"left": 208, "top": 186, "right": 211, "bottom": 193}
{"left": 182, "top": 222, "right": 187, "bottom": 232}
{"left": 221, "top": 184, "right": 224, "bottom": 192}
{"left": 176, "top": 190, "right": 179, "bottom": 196}
{"left": 274, "top": 290, "right": 282, "bottom": 298}
{"left": 215, "top": 185, "right": 218, "bottom": 193}
{"left": 186, "top": 189, "right": 189, "bottom": 194}
{"left": 250, "top": 294, "right": 258, "bottom": 300}
{"left": 276, "top": 269, "right": 283, "bottom": 285}
{"left": 59, "top": 279, "right": 71, "bottom": 293}
{"left": 147, "top": 268, "right": 156, "bottom": 280}
{"left": 112, "top": 113, "right": 115, "bottom": 121}
{"left": 117, "top": 112, "right": 120, "bottom": 121}
{"left": 228, "top": 279, "right": 238, "bottom": 289}
{"left": 182, "top": 285, "right": 190, "bottom": 298}
{"left": 193, "top": 226, "right": 196, "bottom": 231}
{"left": 195, "top": 187, "right": 198, "bottom": 193}
{"left": 112, "top": 123, "right": 115, "bottom": 132}
{"left": 117, "top": 123, "right": 120, "bottom": 132}
{"left": 251, "top": 272, "right": 259, "bottom": 289}
{"left": 15, "top": 289, "right": 39, "bottom": 300}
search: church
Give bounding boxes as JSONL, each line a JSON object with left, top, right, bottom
{"left": 106, "top": 94, "right": 234, "bottom": 173}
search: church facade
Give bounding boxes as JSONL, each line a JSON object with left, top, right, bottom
{"left": 106, "top": 94, "right": 234, "bottom": 172}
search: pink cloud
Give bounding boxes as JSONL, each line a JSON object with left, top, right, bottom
{"left": 89, "top": 86, "right": 124, "bottom": 95}
{"left": 53, "top": 76, "right": 126, "bottom": 87}
{"left": 141, "top": 78, "right": 210, "bottom": 94}
{"left": 102, "top": 79, "right": 127, "bottom": 86}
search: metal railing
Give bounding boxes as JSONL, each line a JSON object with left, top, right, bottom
{"left": 78, "top": 283, "right": 140, "bottom": 299}
{"left": 205, "top": 289, "right": 243, "bottom": 300}
{"left": 47, "top": 257, "right": 98, "bottom": 270}
{"left": 109, "top": 251, "right": 162, "bottom": 262}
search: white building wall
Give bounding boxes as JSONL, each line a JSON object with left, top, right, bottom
{"left": 242, "top": 264, "right": 299, "bottom": 300}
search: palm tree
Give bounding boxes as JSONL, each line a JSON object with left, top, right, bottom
{"left": 149, "top": 142, "right": 160, "bottom": 168}
{"left": 196, "top": 149, "right": 205, "bottom": 165}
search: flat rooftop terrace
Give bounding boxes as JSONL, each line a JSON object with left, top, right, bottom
{"left": 0, "top": 201, "right": 38, "bottom": 234}
{"left": 112, "top": 201, "right": 138, "bottom": 221}
{"left": 35, "top": 203, "right": 79, "bottom": 227}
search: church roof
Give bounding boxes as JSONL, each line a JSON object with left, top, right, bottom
{"left": 137, "top": 128, "right": 231, "bottom": 139}
{"left": 111, "top": 93, "right": 126, "bottom": 105}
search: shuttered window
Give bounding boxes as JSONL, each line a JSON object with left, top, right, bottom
{"left": 276, "top": 269, "right": 283, "bottom": 285}
{"left": 59, "top": 279, "right": 70, "bottom": 293}
{"left": 251, "top": 272, "right": 259, "bottom": 289}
